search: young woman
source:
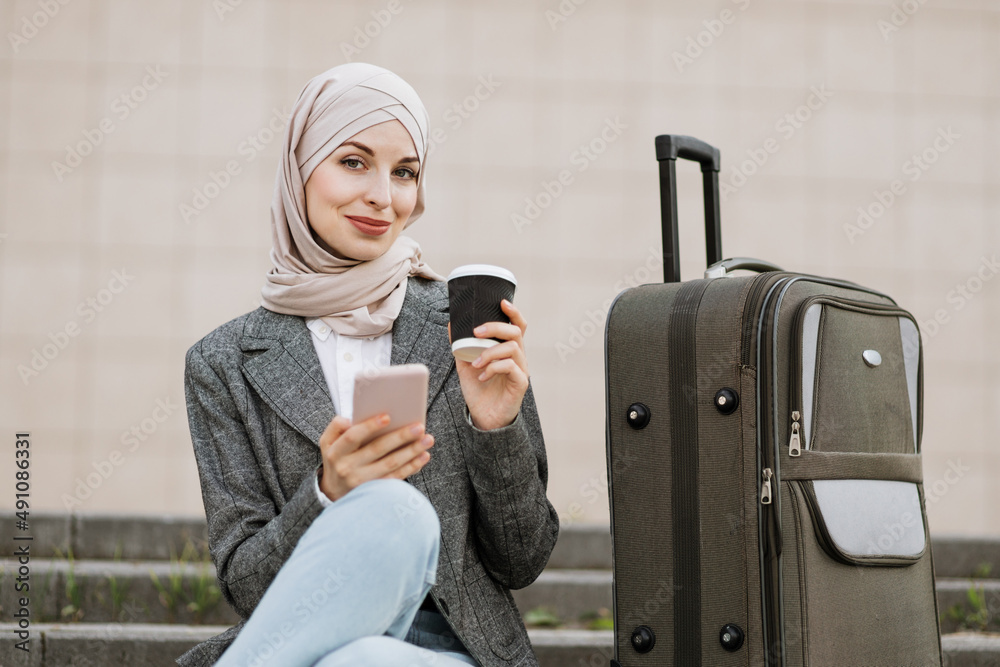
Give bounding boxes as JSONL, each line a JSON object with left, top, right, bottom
{"left": 177, "top": 63, "right": 559, "bottom": 667}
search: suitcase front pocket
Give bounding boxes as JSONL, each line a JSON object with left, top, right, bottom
{"left": 784, "top": 479, "right": 941, "bottom": 666}
{"left": 790, "top": 297, "right": 921, "bottom": 455}
{"left": 797, "top": 479, "right": 925, "bottom": 566}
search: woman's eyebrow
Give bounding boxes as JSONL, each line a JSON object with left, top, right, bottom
{"left": 341, "top": 140, "right": 419, "bottom": 165}
{"left": 341, "top": 140, "right": 375, "bottom": 156}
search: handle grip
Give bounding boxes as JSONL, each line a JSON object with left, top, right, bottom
{"left": 655, "top": 135, "right": 721, "bottom": 172}
{"left": 655, "top": 134, "right": 722, "bottom": 283}
{"left": 704, "top": 257, "right": 784, "bottom": 279}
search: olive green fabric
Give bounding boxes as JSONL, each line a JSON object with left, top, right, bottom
{"left": 781, "top": 451, "right": 923, "bottom": 483}
{"left": 606, "top": 272, "right": 941, "bottom": 667}
{"left": 810, "top": 307, "right": 914, "bottom": 454}
{"left": 785, "top": 482, "right": 942, "bottom": 666}
{"left": 607, "top": 284, "right": 679, "bottom": 666}
{"left": 607, "top": 278, "right": 764, "bottom": 667}
{"left": 695, "top": 278, "right": 759, "bottom": 666}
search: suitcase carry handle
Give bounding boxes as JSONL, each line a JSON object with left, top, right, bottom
{"left": 655, "top": 134, "right": 722, "bottom": 283}
{"left": 704, "top": 257, "right": 784, "bottom": 279}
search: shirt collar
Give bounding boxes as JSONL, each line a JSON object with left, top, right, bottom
{"left": 304, "top": 317, "right": 333, "bottom": 342}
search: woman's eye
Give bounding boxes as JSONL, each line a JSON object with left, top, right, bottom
{"left": 394, "top": 167, "right": 417, "bottom": 179}
{"left": 341, "top": 157, "right": 364, "bottom": 170}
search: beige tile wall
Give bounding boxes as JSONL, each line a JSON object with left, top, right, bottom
{"left": 1, "top": 0, "right": 998, "bottom": 535}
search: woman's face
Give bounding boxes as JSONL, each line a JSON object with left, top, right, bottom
{"left": 304, "top": 120, "right": 420, "bottom": 261}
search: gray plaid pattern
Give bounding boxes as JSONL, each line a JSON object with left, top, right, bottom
{"left": 177, "top": 278, "right": 559, "bottom": 666}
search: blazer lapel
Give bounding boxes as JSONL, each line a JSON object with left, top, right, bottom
{"left": 240, "top": 308, "right": 336, "bottom": 447}
{"left": 389, "top": 279, "right": 455, "bottom": 495}
{"left": 239, "top": 279, "right": 453, "bottom": 450}
{"left": 391, "top": 279, "right": 455, "bottom": 412}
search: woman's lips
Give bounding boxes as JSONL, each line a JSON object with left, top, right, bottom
{"left": 346, "top": 215, "right": 392, "bottom": 236}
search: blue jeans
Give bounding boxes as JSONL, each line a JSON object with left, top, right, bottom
{"left": 214, "top": 479, "right": 479, "bottom": 667}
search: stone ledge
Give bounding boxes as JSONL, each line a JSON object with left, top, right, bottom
{"left": 0, "top": 625, "right": 996, "bottom": 667}
{"left": 6, "top": 515, "right": 998, "bottom": 577}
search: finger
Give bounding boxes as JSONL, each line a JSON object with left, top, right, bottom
{"left": 320, "top": 415, "right": 352, "bottom": 450}
{"left": 473, "top": 321, "right": 523, "bottom": 344}
{"left": 350, "top": 422, "right": 426, "bottom": 467}
{"left": 477, "top": 357, "right": 528, "bottom": 385}
{"left": 470, "top": 340, "right": 527, "bottom": 374}
{"left": 447, "top": 321, "right": 452, "bottom": 344}
{"left": 373, "top": 434, "right": 434, "bottom": 477}
{"left": 384, "top": 449, "right": 432, "bottom": 480}
{"left": 500, "top": 299, "right": 527, "bottom": 336}
{"left": 332, "top": 413, "right": 391, "bottom": 457}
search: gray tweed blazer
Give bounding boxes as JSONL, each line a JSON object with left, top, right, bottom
{"left": 177, "top": 277, "right": 559, "bottom": 666}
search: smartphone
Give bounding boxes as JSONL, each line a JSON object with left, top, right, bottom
{"left": 352, "top": 363, "right": 429, "bottom": 440}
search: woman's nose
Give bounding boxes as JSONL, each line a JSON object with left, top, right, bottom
{"left": 365, "top": 172, "right": 392, "bottom": 209}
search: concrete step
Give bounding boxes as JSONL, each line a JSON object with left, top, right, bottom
{"left": 5, "top": 515, "right": 998, "bottom": 579}
{"left": 0, "top": 558, "right": 239, "bottom": 626}
{"left": 0, "top": 624, "right": 997, "bottom": 667}
{"left": 0, "top": 514, "right": 209, "bottom": 563}
{"left": 4, "top": 558, "right": 997, "bottom": 634}
{"left": 513, "top": 572, "right": 1000, "bottom": 635}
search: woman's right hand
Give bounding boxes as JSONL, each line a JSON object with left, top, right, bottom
{"left": 317, "top": 414, "right": 434, "bottom": 502}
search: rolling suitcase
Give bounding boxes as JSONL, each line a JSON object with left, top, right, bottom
{"left": 604, "top": 135, "right": 943, "bottom": 666}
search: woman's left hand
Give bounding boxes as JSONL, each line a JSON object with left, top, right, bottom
{"left": 449, "top": 299, "right": 529, "bottom": 431}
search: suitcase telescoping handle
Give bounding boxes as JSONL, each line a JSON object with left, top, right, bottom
{"left": 655, "top": 135, "right": 784, "bottom": 282}
{"left": 655, "top": 134, "right": 723, "bottom": 283}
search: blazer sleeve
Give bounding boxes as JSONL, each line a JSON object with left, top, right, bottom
{"left": 184, "top": 340, "right": 325, "bottom": 619}
{"left": 462, "top": 382, "right": 560, "bottom": 590}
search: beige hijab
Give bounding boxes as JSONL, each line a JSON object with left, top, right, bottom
{"left": 261, "top": 63, "right": 443, "bottom": 337}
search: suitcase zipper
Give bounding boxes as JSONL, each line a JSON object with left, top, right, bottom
{"left": 759, "top": 277, "right": 900, "bottom": 667}
{"left": 788, "top": 412, "right": 801, "bottom": 457}
{"left": 788, "top": 295, "right": 916, "bottom": 454}
{"left": 760, "top": 468, "right": 773, "bottom": 504}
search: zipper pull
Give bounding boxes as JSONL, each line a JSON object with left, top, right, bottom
{"left": 760, "top": 468, "right": 773, "bottom": 505}
{"left": 789, "top": 410, "right": 801, "bottom": 457}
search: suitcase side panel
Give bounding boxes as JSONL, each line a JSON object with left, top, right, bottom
{"left": 607, "top": 284, "right": 680, "bottom": 665}
{"left": 763, "top": 277, "right": 943, "bottom": 666}
{"left": 606, "top": 277, "right": 765, "bottom": 667}
{"left": 694, "top": 276, "right": 764, "bottom": 666}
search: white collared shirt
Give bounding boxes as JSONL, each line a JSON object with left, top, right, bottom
{"left": 305, "top": 317, "right": 392, "bottom": 506}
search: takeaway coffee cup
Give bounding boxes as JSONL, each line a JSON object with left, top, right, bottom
{"left": 447, "top": 264, "right": 517, "bottom": 362}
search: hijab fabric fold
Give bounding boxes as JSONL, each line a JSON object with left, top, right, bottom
{"left": 261, "top": 63, "right": 443, "bottom": 337}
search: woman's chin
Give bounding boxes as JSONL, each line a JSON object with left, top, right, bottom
{"left": 340, "top": 239, "right": 394, "bottom": 262}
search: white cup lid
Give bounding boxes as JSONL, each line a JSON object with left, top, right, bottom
{"left": 447, "top": 264, "right": 516, "bottom": 285}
